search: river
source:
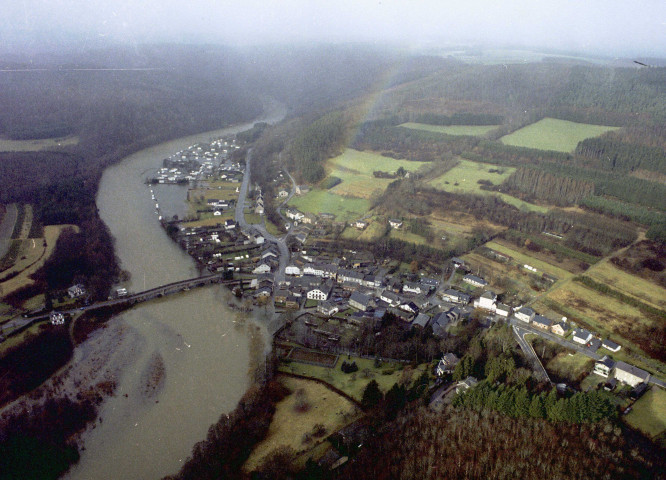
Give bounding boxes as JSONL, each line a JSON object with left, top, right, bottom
{"left": 65, "top": 104, "right": 285, "bottom": 480}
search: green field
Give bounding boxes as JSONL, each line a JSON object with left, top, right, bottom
{"left": 399, "top": 122, "right": 499, "bottom": 136}
{"left": 288, "top": 190, "right": 370, "bottom": 223}
{"left": 428, "top": 159, "right": 547, "bottom": 212}
{"left": 500, "top": 118, "right": 620, "bottom": 152}
{"left": 625, "top": 387, "right": 666, "bottom": 438}
{"left": 280, "top": 356, "right": 427, "bottom": 401}
{"left": 244, "top": 376, "right": 359, "bottom": 472}
{"left": 289, "top": 149, "right": 431, "bottom": 222}
{"left": 390, "top": 229, "right": 429, "bottom": 245}
{"left": 587, "top": 262, "right": 666, "bottom": 310}
{"left": 326, "top": 149, "right": 428, "bottom": 198}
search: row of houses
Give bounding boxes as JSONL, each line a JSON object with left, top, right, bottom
{"left": 593, "top": 356, "right": 650, "bottom": 388}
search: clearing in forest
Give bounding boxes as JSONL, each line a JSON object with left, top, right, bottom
{"left": 500, "top": 118, "right": 620, "bottom": 152}
{"left": 0, "top": 136, "right": 79, "bottom": 152}
{"left": 326, "top": 149, "right": 428, "bottom": 198}
{"left": 399, "top": 123, "right": 499, "bottom": 136}
{"left": 243, "top": 376, "right": 360, "bottom": 472}
{"left": 427, "top": 159, "right": 547, "bottom": 212}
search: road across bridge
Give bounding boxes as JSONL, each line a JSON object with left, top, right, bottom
{"left": 4, "top": 274, "right": 251, "bottom": 338}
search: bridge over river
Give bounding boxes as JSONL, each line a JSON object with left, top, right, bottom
{"left": 2, "top": 273, "right": 250, "bottom": 338}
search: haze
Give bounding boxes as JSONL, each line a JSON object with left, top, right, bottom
{"left": 2, "top": 0, "right": 665, "bottom": 57}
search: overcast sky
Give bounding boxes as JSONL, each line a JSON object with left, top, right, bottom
{"left": 3, "top": 0, "right": 665, "bottom": 56}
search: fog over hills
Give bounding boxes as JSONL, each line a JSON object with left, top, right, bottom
{"left": 2, "top": 0, "right": 665, "bottom": 58}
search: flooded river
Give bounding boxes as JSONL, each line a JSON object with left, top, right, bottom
{"left": 66, "top": 106, "right": 284, "bottom": 479}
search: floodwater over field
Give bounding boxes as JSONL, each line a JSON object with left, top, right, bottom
{"left": 66, "top": 105, "right": 284, "bottom": 480}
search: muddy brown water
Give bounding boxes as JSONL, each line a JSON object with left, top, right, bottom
{"left": 66, "top": 108, "right": 284, "bottom": 480}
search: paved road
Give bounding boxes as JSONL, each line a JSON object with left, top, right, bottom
{"left": 235, "top": 149, "right": 290, "bottom": 284}
{"left": 0, "top": 203, "right": 18, "bottom": 259}
{"left": 511, "top": 324, "right": 551, "bottom": 383}
{"left": 508, "top": 317, "right": 666, "bottom": 389}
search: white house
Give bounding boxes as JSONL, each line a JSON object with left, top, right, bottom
{"left": 389, "top": 219, "right": 403, "bottom": 229}
{"left": 495, "top": 303, "right": 511, "bottom": 318}
{"left": 476, "top": 291, "right": 497, "bottom": 310}
{"left": 307, "top": 282, "right": 333, "bottom": 300}
{"left": 379, "top": 290, "right": 401, "bottom": 307}
{"left": 317, "top": 301, "right": 339, "bottom": 317}
{"left": 303, "top": 264, "right": 324, "bottom": 277}
{"left": 602, "top": 339, "right": 621, "bottom": 352}
{"left": 436, "top": 353, "right": 459, "bottom": 376}
{"left": 614, "top": 361, "right": 650, "bottom": 387}
{"left": 593, "top": 356, "right": 615, "bottom": 378}
{"left": 572, "top": 328, "right": 593, "bottom": 345}
{"left": 67, "top": 284, "right": 86, "bottom": 299}
{"left": 463, "top": 274, "right": 487, "bottom": 288}
{"left": 514, "top": 307, "right": 535, "bottom": 323}
{"left": 285, "top": 264, "right": 302, "bottom": 276}
{"left": 402, "top": 282, "right": 422, "bottom": 295}
{"left": 253, "top": 263, "right": 271, "bottom": 274}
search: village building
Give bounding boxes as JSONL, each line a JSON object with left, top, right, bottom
{"left": 389, "top": 219, "right": 403, "bottom": 229}
{"left": 67, "top": 284, "right": 86, "bottom": 299}
{"left": 514, "top": 306, "right": 535, "bottom": 323}
{"left": 252, "top": 263, "right": 272, "bottom": 274}
{"left": 402, "top": 282, "right": 423, "bottom": 295}
{"left": 614, "top": 361, "right": 650, "bottom": 387}
{"left": 456, "top": 376, "right": 479, "bottom": 394}
{"left": 285, "top": 296, "right": 300, "bottom": 309}
{"left": 532, "top": 314, "right": 553, "bottom": 330}
{"left": 317, "top": 301, "right": 339, "bottom": 317}
{"left": 463, "top": 274, "right": 488, "bottom": 288}
{"left": 440, "top": 289, "right": 470, "bottom": 305}
{"left": 551, "top": 322, "right": 571, "bottom": 336}
{"left": 307, "top": 281, "right": 333, "bottom": 300}
{"left": 379, "top": 290, "right": 401, "bottom": 307}
{"left": 476, "top": 290, "right": 497, "bottom": 310}
{"left": 50, "top": 312, "right": 65, "bottom": 325}
{"left": 431, "top": 312, "right": 451, "bottom": 337}
{"left": 593, "top": 356, "right": 615, "bottom": 378}
{"left": 411, "top": 312, "right": 431, "bottom": 329}
{"left": 349, "top": 291, "right": 372, "bottom": 311}
{"left": 285, "top": 264, "right": 302, "bottom": 276}
{"left": 572, "top": 328, "right": 594, "bottom": 345}
{"left": 354, "top": 220, "right": 368, "bottom": 229}
{"left": 436, "top": 353, "right": 459, "bottom": 376}
{"left": 495, "top": 303, "right": 511, "bottom": 318}
{"left": 274, "top": 289, "right": 290, "bottom": 305}
{"left": 602, "top": 339, "right": 622, "bottom": 352}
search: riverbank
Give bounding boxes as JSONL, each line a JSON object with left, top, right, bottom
{"left": 63, "top": 103, "right": 285, "bottom": 479}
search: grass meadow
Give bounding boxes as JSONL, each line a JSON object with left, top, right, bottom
{"left": 399, "top": 122, "right": 499, "bottom": 136}
{"left": 500, "top": 118, "right": 620, "bottom": 152}
{"left": 427, "top": 159, "right": 547, "bottom": 212}
{"left": 243, "top": 376, "right": 360, "bottom": 472}
{"left": 586, "top": 261, "right": 666, "bottom": 310}
{"left": 625, "top": 387, "right": 666, "bottom": 438}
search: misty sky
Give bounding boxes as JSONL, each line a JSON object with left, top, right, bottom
{"left": 3, "top": 0, "right": 666, "bottom": 56}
